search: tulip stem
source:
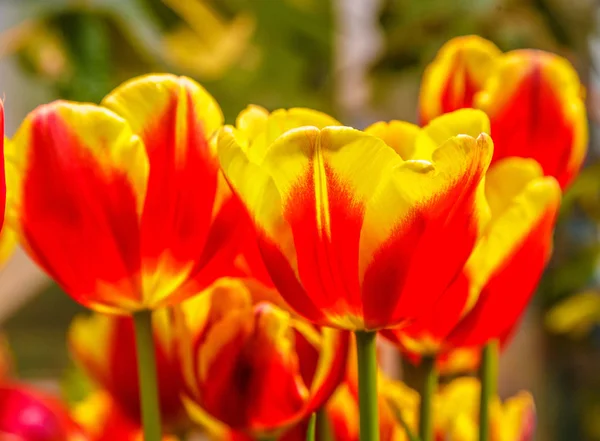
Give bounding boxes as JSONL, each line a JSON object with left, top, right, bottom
{"left": 317, "top": 408, "right": 333, "bottom": 441}
{"left": 307, "top": 413, "right": 317, "bottom": 441}
{"left": 418, "top": 356, "right": 437, "bottom": 441}
{"left": 355, "top": 331, "right": 379, "bottom": 441}
{"left": 479, "top": 341, "right": 498, "bottom": 441}
{"left": 133, "top": 310, "right": 162, "bottom": 441}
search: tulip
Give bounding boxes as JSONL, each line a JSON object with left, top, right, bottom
{"left": 8, "top": 74, "right": 245, "bottom": 314}
{"left": 419, "top": 35, "right": 501, "bottom": 125}
{"left": 68, "top": 310, "right": 187, "bottom": 429}
{"left": 177, "top": 277, "right": 348, "bottom": 439}
{"left": 419, "top": 36, "right": 588, "bottom": 188}
{"left": 431, "top": 378, "right": 535, "bottom": 441}
{"left": 8, "top": 74, "right": 247, "bottom": 440}
{"left": 218, "top": 105, "right": 492, "bottom": 441}
{"left": 218, "top": 108, "right": 492, "bottom": 332}
{"left": 0, "top": 383, "right": 88, "bottom": 441}
{"left": 72, "top": 391, "right": 178, "bottom": 441}
{"left": 372, "top": 109, "right": 559, "bottom": 357}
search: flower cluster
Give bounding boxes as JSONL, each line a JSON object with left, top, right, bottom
{"left": 0, "top": 34, "right": 587, "bottom": 441}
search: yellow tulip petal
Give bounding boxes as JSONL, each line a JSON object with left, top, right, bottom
{"left": 245, "top": 108, "right": 341, "bottom": 164}
{"left": 364, "top": 120, "right": 423, "bottom": 160}
{"left": 484, "top": 157, "right": 544, "bottom": 217}
{"left": 465, "top": 173, "right": 560, "bottom": 310}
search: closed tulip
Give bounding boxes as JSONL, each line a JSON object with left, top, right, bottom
{"left": 419, "top": 35, "right": 587, "bottom": 188}
{"left": 8, "top": 74, "right": 246, "bottom": 314}
{"left": 177, "top": 278, "right": 348, "bottom": 439}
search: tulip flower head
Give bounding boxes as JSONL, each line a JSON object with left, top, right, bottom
{"left": 432, "top": 378, "right": 535, "bottom": 441}
{"left": 419, "top": 36, "right": 588, "bottom": 189}
{"left": 177, "top": 277, "right": 348, "bottom": 438}
{"left": 0, "top": 383, "right": 88, "bottom": 441}
{"left": 379, "top": 111, "right": 561, "bottom": 355}
{"left": 68, "top": 310, "right": 187, "bottom": 428}
{"left": 72, "top": 391, "right": 178, "bottom": 441}
{"left": 8, "top": 74, "right": 248, "bottom": 314}
{"left": 419, "top": 35, "right": 501, "bottom": 124}
{"left": 218, "top": 106, "right": 493, "bottom": 331}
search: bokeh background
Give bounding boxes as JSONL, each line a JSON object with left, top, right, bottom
{"left": 0, "top": 0, "right": 598, "bottom": 440}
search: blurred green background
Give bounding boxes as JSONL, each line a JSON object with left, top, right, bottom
{"left": 0, "top": 0, "right": 599, "bottom": 440}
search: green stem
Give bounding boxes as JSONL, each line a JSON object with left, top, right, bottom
{"left": 306, "top": 412, "right": 316, "bottom": 441}
{"left": 133, "top": 310, "right": 162, "bottom": 441}
{"left": 355, "top": 331, "right": 379, "bottom": 441}
{"left": 418, "top": 356, "right": 438, "bottom": 441}
{"left": 479, "top": 341, "right": 499, "bottom": 441}
{"left": 317, "top": 408, "right": 333, "bottom": 441}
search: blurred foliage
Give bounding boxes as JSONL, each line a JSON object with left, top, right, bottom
{"left": 1, "top": 0, "right": 335, "bottom": 121}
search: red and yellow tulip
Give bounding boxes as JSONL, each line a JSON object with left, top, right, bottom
{"left": 218, "top": 106, "right": 493, "bottom": 331}
{"left": 72, "top": 391, "right": 178, "bottom": 441}
{"left": 376, "top": 110, "right": 561, "bottom": 355}
{"left": 68, "top": 310, "right": 187, "bottom": 428}
{"left": 419, "top": 35, "right": 587, "bottom": 188}
{"left": 431, "top": 378, "right": 535, "bottom": 441}
{"left": 7, "top": 74, "right": 248, "bottom": 314}
{"left": 419, "top": 35, "right": 501, "bottom": 125}
{"left": 176, "top": 277, "right": 348, "bottom": 438}
{"left": 0, "top": 383, "right": 88, "bottom": 441}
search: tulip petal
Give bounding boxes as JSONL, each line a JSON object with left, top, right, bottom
{"left": 419, "top": 35, "right": 502, "bottom": 124}
{"left": 236, "top": 106, "right": 341, "bottom": 164}
{"left": 304, "top": 328, "right": 349, "bottom": 413}
{"left": 102, "top": 74, "right": 241, "bottom": 308}
{"left": 10, "top": 101, "right": 147, "bottom": 312}
{"left": 474, "top": 50, "right": 588, "bottom": 188}
{"left": 448, "top": 168, "right": 561, "bottom": 347}
{"left": 419, "top": 109, "right": 491, "bottom": 150}
{"left": 364, "top": 120, "right": 423, "bottom": 160}
{"left": 197, "top": 304, "right": 308, "bottom": 432}
{"left": 359, "top": 134, "right": 493, "bottom": 329}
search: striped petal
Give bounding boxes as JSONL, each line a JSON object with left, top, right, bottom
{"left": 10, "top": 101, "right": 148, "bottom": 313}
{"left": 219, "top": 126, "right": 401, "bottom": 329}
{"left": 474, "top": 49, "right": 588, "bottom": 188}
{"left": 102, "top": 74, "right": 245, "bottom": 308}
{"left": 447, "top": 159, "right": 561, "bottom": 347}
{"left": 360, "top": 133, "right": 492, "bottom": 330}
{"left": 197, "top": 303, "right": 309, "bottom": 434}
{"left": 177, "top": 277, "right": 347, "bottom": 436}
{"left": 419, "top": 35, "right": 502, "bottom": 125}
{"left": 385, "top": 158, "right": 559, "bottom": 353}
